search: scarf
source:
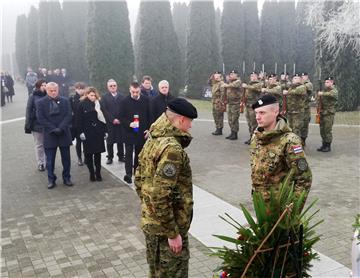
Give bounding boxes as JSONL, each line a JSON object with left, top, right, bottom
{"left": 95, "top": 100, "right": 106, "bottom": 124}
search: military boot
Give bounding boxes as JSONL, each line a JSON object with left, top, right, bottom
{"left": 225, "top": 133, "right": 232, "bottom": 139}
{"left": 244, "top": 138, "right": 251, "bottom": 145}
{"left": 212, "top": 128, "right": 222, "bottom": 136}
{"left": 321, "top": 142, "right": 331, "bottom": 152}
{"left": 317, "top": 142, "right": 325, "bottom": 152}
{"left": 228, "top": 131, "right": 238, "bottom": 140}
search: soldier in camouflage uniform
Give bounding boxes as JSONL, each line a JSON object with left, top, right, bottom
{"left": 262, "top": 73, "right": 282, "bottom": 103}
{"left": 134, "top": 98, "right": 197, "bottom": 278}
{"left": 300, "top": 73, "right": 313, "bottom": 145}
{"left": 250, "top": 95, "right": 312, "bottom": 203}
{"left": 223, "top": 70, "right": 242, "bottom": 140}
{"left": 209, "top": 71, "right": 226, "bottom": 135}
{"left": 242, "top": 71, "right": 262, "bottom": 144}
{"left": 283, "top": 73, "right": 307, "bottom": 142}
{"left": 280, "top": 72, "right": 291, "bottom": 91}
{"left": 317, "top": 77, "right": 338, "bottom": 152}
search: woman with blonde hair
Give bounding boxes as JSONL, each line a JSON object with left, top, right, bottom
{"left": 77, "top": 87, "right": 107, "bottom": 181}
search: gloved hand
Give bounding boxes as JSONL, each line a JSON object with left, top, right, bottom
{"left": 51, "top": 128, "right": 63, "bottom": 135}
{"left": 24, "top": 125, "right": 32, "bottom": 134}
{"left": 104, "top": 133, "right": 108, "bottom": 140}
{"left": 79, "top": 133, "right": 86, "bottom": 141}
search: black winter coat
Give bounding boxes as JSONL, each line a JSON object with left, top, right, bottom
{"left": 149, "top": 92, "right": 175, "bottom": 125}
{"left": 77, "top": 98, "right": 106, "bottom": 154}
{"left": 101, "top": 92, "right": 124, "bottom": 144}
{"left": 70, "top": 93, "right": 81, "bottom": 139}
{"left": 36, "top": 96, "right": 73, "bottom": 148}
{"left": 25, "top": 90, "right": 47, "bottom": 132}
{"left": 119, "top": 95, "right": 150, "bottom": 146}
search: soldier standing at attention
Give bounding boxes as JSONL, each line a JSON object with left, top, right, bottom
{"left": 223, "top": 70, "right": 242, "bottom": 140}
{"left": 300, "top": 72, "right": 314, "bottom": 146}
{"left": 283, "top": 73, "right": 307, "bottom": 141}
{"left": 242, "top": 71, "right": 262, "bottom": 144}
{"left": 210, "top": 71, "right": 226, "bottom": 135}
{"left": 280, "top": 72, "right": 291, "bottom": 91}
{"left": 262, "top": 73, "right": 282, "bottom": 103}
{"left": 135, "top": 98, "right": 197, "bottom": 278}
{"left": 317, "top": 77, "right": 338, "bottom": 152}
{"left": 250, "top": 95, "right": 312, "bottom": 203}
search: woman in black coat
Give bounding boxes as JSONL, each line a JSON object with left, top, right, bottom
{"left": 4, "top": 72, "right": 15, "bottom": 103}
{"left": 77, "top": 87, "right": 107, "bottom": 181}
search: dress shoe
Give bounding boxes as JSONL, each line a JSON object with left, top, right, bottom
{"left": 90, "top": 173, "right": 96, "bottom": 182}
{"left": 48, "top": 181, "right": 56, "bottom": 189}
{"left": 106, "top": 158, "right": 113, "bottom": 164}
{"left": 96, "top": 174, "right": 102, "bottom": 182}
{"left": 78, "top": 158, "right": 84, "bottom": 166}
{"left": 63, "top": 180, "right": 74, "bottom": 186}
{"left": 123, "top": 175, "right": 132, "bottom": 184}
{"left": 118, "top": 156, "right": 125, "bottom": 163}
{"left": 38, "top": 164, "right": 45, "bottom": 171}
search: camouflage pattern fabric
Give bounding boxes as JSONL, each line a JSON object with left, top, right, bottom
{"left": 301, "top": 81, "right": 313, "bottom": 139}
{"left": 211, "top": 79, "right": 225, "bottom": 129}
{"left": 250, "top": 117, "right": 312, "bottom": 202}
{"left": 244, "top": 81, "right": 262, "bottom": 136}
{"left": 286, "top": 83, "right": 307, "bottom": 138}
{"left": 227, "top": 103, "right": 240, "bottom": 132}
{"left": 265, "top": 83, "right": 282, "bottom": 103}
{"left": 224, "top": 79, "right": 242, "bottom": 105}
{"left": 245, "top": 106, "right": 257, "bottom": 136}
{"left": 135, "top": 113, "right": 193, "bottom": 277}
{"left": 145, "top": 234, "right": 189, "bottom": 278}
{"left": 319, "top": 86, "right": 338, "bottom": 143}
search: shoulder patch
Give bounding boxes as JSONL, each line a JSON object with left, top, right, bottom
{"left": 162, "top": 163, "right": 177, "bottom": 177}
{"left": 297, "top": 158, "right": 308, "bottom": 172}
{"left": 292, "top": 145, "right": 303, "bottom": 154}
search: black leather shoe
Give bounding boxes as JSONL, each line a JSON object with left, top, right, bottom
{"left": 90, "top": 174, "right": 96, "bottom": 182}
{"left": 38, "top": 164, "right": 45, "bottom": 171}
{"left": 106, "top": 158, "right": 113, "bottom": 164}
{"left": 118, "top": 156, "right": 125, "bottom": 163}
{"left": 48, "top": 182, "right": 56, "bottom": 189}
{"left": 228, "top": 132, "right": 238, "bottom": 140}
{"left": 317, "top": 143, "right": 325, "bottom": 152}
{"left": 96, "top": 174, "right": 102, "bottom": 181}
{"left": 321, "top": 143, "right": 331, "bottom": 152}
{"left": 63, "top": 180, "right": 73, "bottom": 186}
{"left": 123, "top": 175, "right": 132, "bottom": 184}
{"left": 78, "top": 159, "right": 84, "bottom": 166}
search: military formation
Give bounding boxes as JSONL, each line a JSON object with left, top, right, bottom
{"left": 209, "top": 70, "right": 338, "bottom": 152}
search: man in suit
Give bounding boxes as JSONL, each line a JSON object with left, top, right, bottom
{"left": 101, "top": 79, "right": 125, "bottom": 164}
{"left": 36, "top": 82, "right": 73, "bottom": 189}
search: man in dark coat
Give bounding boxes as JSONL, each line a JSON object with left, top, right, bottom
{"left": 59, "top": 68, "right": 71, "bottom": 97}
{"left": 140, "top": 75, "right": 157, "bottom": 98}
{"left": 101, "top": 79, "right": 125, "bottom": 164}
{"left": 149, "top": 80, "right": 175, "bottom": 125}
{"left": 119, "top": 81, "right": 150, "bottom": 184}
{"left": 36, "top": 82, "right": 73, "bottom": 189}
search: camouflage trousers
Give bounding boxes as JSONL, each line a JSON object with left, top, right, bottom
{"left": 287, "top": 112, "right": 303, "bottom": 138}
{"left": 300, "top": 108, "right": 311, "bottom": 139}
{"left": 212, "top": 107, "right": 224, "bottom": 129}
{"left": 320, "top": 113, "right": 335, "bottom": 143}
{"left": 227, "top": 103, "right": 240, "bottom": 132}
{"left": 144, "top": 233, "right": 189, "bottom": 278}
{"left": 245, "top": 106, "right": 257, "bottom": 137}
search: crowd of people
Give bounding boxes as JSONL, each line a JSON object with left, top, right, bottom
{"left": 209, "top": 70, "right": 338, "bottom": 152}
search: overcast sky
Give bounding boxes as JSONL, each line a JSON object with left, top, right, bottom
{"left": 1, "top": 0, "right": 265, "bottom": 56}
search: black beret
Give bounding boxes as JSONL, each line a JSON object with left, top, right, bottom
{"left": 325, "top": 76, "right": 334, "bottom": 81}
{"left": 250, "top": 71, "right": 258, "bottom": 75}
{"left": 301, "top": 72, "right": 308, "bottom": 76}
{"left": 268, "top": 73, "right": 277, "bottom": 78}
{"left": 293, "top": 73, "right": 301, "bottom": 77}
{"left": 214, "top": 71, "right": 222, "bottom": 74}
{"left": 229, "top": 69, "right": 238, "bottom": 74}
{"left": 280, "top": 72, "right": 288, "bottom": 75}
{"left": 167, "top": 98, "right": 198, "bottom": 119}
{"left": 252, "top": 95, "right": 278, "bottom": 110}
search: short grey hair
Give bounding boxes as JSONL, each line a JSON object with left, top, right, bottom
{"left": 158, "top": 80, "right": 169, "bottom": 88}
{"left": 107, "top": 79, "right": 117, "bottom": 84}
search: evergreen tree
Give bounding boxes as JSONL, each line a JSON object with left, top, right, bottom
{"left": 87, "top": 1, "right": 134, "bottom": 92}
{"left": 133, "top": 10, "right": 141, "bottom": 79}
{"left": 295, "top": 1, "right": 315, "bottom": 78}
{"left": 38, "top": 0, "right": 49, "bottom": 68}
{"left": 172, "top": 2, "right": 189, "bottom": 88}
{"left": 135, "top": 1, "right": 182, "bottom": 95}
{"left": 260, "top": 0, "right": 280, "bottom": 73}
{"left": 26, "top": 6, "right": 40, "bottom": 71}
{"left": 215, "top": 7, "right": 222, "bottom": 65}
{"left": 243, "top": 0, "right": 260, "bottom": 76}
{"left": 278, "top": 0, "right": 296, "bottom": 74}
{"left": 15, "top": 14, "right": 28, "bottom": 78}
{"left": 62, "top": 1, "right": 89, "bottom": 82}
{"left": 186, "top": 1, "right": 220, "bottom": 98}
{"left": 221, "top": 0, "right": 244, "bottom": 71}
{"left": 47, "top": 0, "right": 68, "bottom": 69}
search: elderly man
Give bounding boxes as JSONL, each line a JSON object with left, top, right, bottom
{"left": 149, "top": 80, "right": 175, "bottom": 125}
{"left": 135, "top": 97, "right": 198, "bottom": 278}
{"left": 36, "top": 82, "right": 73, "bottom": 189}
{"left": 250, "top": 94, "right": 312, "bottom": 203}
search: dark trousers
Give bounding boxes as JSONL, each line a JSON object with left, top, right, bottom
{"left": 45, "top": 146, "right": 71, "bottom": 183}
{"left": 85, "top": 153, "right": 101, "bottom": 176}
{"left": 75, "top": 136, "right": 83, "bottom": 160}
{"left": 125, "top": 144, "right": 143, "bottom": 177}
{"left": 106, "top": 143, "right": 124, "bottom": 159}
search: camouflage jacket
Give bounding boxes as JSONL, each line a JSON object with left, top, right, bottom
{"left": 245, "top": 80, "right": 262, "bottom": 107}
{"left": 224, "top": 79, "right": 242, "bottom": 104}
{"left": 135, "top": 113, "right": 193, "bottom": 238}
{"left": 211, "top": 79, "right": 226, "bottom": 107}
{"left": 320, "top": 86, "right": 338, "bottom": 115}
{"left": 265, "top": 82, "right": 282, "bottom": 102}
{"left": 303, "top": 81, "right": 313, "bottom": 106}
{"left": 250, "top": 117, "right": 312, "bottom": 201}
{"left": 280, "top": 80, "right": 291, "bottom": 91}
{"left": 286, "top": 83, "right": 307, "bottom": 113}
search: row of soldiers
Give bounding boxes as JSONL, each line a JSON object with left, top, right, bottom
{"left": 209, "top": 70, "right": 338, "bottom": 152}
